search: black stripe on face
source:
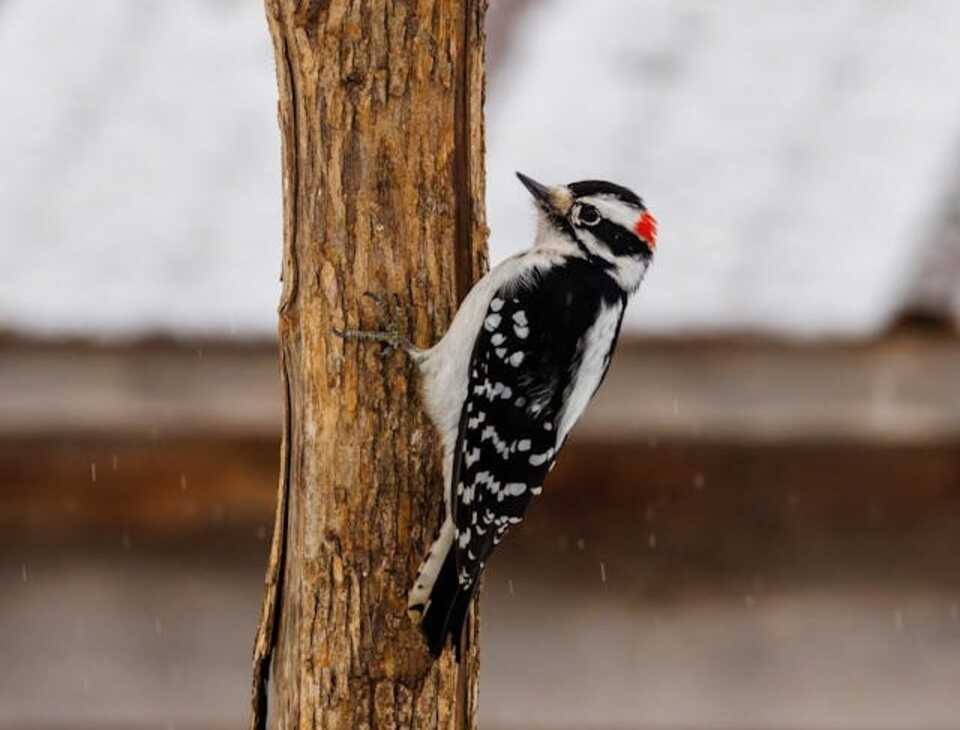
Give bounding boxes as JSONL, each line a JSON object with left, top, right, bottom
{"left": 591, "top": 219, "right": 652, "bottom": 259}
{"left": 547, "top": 209, "right": 612, "bottom": 267}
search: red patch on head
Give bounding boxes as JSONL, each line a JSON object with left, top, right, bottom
{"left": 633, "top": 212, "right": 658, "bottom": 249}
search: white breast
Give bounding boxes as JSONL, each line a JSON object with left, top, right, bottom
{"left": 556, "top": 300, "right": 623, "bottom": 445}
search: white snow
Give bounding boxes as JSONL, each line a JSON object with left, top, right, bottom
{"left": 487, "top": 0, "right": 960, "bottom": 337}
{"left": 2, "top": 1, "right": 960, "bottom": 338}
{"left": 0, "top": 1, "right": 281, "bottom": 337}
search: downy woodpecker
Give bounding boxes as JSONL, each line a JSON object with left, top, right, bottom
{"left": 338, "top": 173, "right": 658, "bottom": 657}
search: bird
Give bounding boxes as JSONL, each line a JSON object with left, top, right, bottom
{"left": 336, "top": 172, "right": 658, "bottom": 658}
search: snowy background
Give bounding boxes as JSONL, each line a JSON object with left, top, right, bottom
{"left": 2, "top": 0, "right": 960, "bottom": 338}
{"left": 4, "top": 6, "right": 960, "bottom": 730}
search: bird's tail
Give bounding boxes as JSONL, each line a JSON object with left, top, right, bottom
{"left": 407, "top": 518, "right": 474, "bottom": 659}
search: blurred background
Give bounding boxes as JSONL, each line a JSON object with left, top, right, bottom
{"left": 2, "top": 1, "right": 960, "bottom": 728}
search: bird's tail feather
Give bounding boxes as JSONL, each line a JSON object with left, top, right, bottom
{"left": 419, "top": 543, "right": 473, "bottom": 659}
{"left": 408, "top": 518, "right": 473, "bottom": 659}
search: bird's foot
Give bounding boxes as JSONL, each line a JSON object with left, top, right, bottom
{"left": 333, "top": 292, "right": 413, "bottom": 357}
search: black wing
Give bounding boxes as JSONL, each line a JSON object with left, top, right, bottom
{"left": 450, "top": 260, "right": 617, "bottom": 589}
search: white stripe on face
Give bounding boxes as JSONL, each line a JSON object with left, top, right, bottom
{"left": 578, "top": 194, "right": 643, "bottom": 232}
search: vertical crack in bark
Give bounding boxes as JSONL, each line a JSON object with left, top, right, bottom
{"left": 250, "top": 349, "right": 295, "bottom": 730}
{"left": 453, "top": 4, "right": 483, "bottom": 729}
{"left": 278, "top": 36, "right": 301, "bottom": 317}
{"left": 452, "top": 1, "right": 476, "bottom": 306}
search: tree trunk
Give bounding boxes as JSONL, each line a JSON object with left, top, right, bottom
{"left": 251, "top": 1, "right": 488, "bottom": 728}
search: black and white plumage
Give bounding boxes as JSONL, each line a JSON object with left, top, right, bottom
{"left": 341, "top": 173, "right": 657, "bottom": 658}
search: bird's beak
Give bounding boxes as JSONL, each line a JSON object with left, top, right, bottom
{"left": 516, "top": 172, "right": 573, "bottom": 216}
{"left": 516, "top": 172, "right": 552, "bottom": 206}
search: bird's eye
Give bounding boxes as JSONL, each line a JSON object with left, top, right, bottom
{"left": 577, "top": 204, "right": 600, "bottom": 226}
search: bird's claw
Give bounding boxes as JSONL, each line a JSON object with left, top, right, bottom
{"left": 333, "top": 292, "right": 411, "bottom": 356}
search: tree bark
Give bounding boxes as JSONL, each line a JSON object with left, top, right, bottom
{"left": 251, "top": 1, "right": 488, "bottom": 729}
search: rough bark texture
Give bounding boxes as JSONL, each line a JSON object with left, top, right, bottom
{"left": 251, "top": 1, "right": 488, "bottom": 728}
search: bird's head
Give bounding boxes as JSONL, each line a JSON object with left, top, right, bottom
{"left": 516, "top": 172, "right": 657, "bottom": 290}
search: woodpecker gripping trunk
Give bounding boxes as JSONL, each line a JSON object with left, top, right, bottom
{"left": 250, "top": 1, "right": 488, "bottom": 729}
